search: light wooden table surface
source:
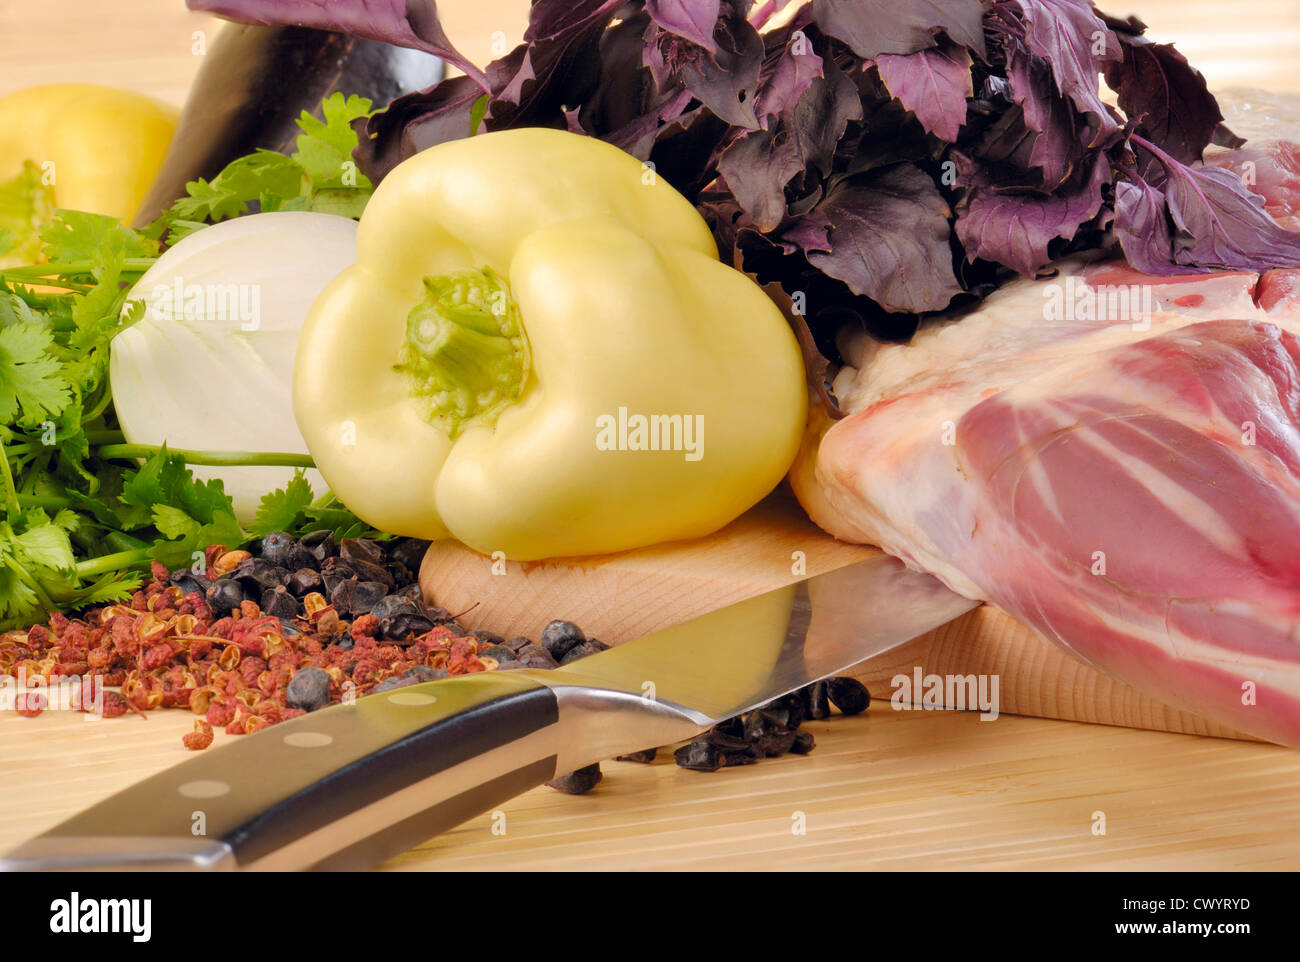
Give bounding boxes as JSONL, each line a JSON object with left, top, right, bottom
{"left": 2, "top": 0, "right": 1299, "bottom": 872}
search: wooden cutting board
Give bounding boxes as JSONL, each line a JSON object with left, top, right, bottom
{"left": 420, "top": 490, "right": 1253, "bottom": 742}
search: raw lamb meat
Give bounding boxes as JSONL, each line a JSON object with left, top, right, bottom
{"left": 792, "top": 124, "right": 1300, "bottom": 746}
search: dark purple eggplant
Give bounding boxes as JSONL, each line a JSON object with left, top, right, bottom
{"left": 131, "top": 24, "right": 443, "bottom": 227}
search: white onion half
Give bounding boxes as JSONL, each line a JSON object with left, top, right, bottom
{"left": 110, "top": 212, "right": 359, "bottom": 520}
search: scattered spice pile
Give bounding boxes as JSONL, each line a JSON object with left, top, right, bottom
{"left": 550, "top": 676, "right": 872, "bottom": 794}
{"left": 0, "top": 532, "right": 516, "bottom": 748}
{"left": 3, "top": 529, "right": 875, "bottom": 787}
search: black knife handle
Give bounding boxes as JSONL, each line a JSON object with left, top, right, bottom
{"left": 1, "top": 669, "right": 708, "bottom": 871}
{"left": 4, "top": 673, "right": 556, "bottom": 870}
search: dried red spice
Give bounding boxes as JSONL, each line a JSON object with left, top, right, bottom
{"left": 3, "top": 563, "right": 497, "bottom": 748}
{"left": 182, "top": 720, "right": 214, "bottom": 751}
{"left": 15, "top": 691, "right": 46, "bottom": 718}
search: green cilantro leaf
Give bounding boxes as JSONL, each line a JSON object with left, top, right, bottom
{"left": 72, "top": 573, "right": 143, "bottom": 608}
{"left": 152, "top": 503, "right": 200, "bottom": 540}
{"left": 0, "top": 289, "right": 44, "bottom": 327}
{"left": 0, "top": 321, "right": 73, "bottom": 425}
{"left": 14, "top": 518, "right": 76, "bottom": 573}
{"left": 292, "top": 93, "right": 374, "bottom": 187}
{"left": 301, "top": 502, "right": 388, "bottom": 542}
{"left": 248, "top": 470, "right": 315, "bottom": 538}
{"left": 170, "top": 149, "right": 305, "bottom": 224}
{"left": 120, "top": 446, "right": 237, "bottom": 526}
{"left": 39, "top": 209, "right": 157, "bottom": 265}
{"left": 0, "top": 513, "right": 78, "bottom": 625}
{"left": 0, "top": 559, "right": 38, "bottom": 621}
{"left": 149, "top": 508, "right": 243, "bottom": 571}
{"left": 0, "top": 161, "right": 55, "bottom": 266}
{"left": 117, "top": 447, "right": 249, "bottom": 570}
{"left": 309, "top": 189, "right": 371, "bottom": 219}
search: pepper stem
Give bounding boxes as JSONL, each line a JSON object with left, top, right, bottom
{"left": 394, "top": 267, "right": 530, "bottom": 438}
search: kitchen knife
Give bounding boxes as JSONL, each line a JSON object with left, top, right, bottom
{"left": 1, "top": 554, "right": 976, "bottom": 871}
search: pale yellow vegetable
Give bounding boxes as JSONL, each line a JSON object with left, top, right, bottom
{"left": 294, "top": 128, "right": 808, "bottom": 560}
{"left": 0, "top": 83, "right": 177, "bottom": 257}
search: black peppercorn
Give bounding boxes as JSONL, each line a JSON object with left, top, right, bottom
{"left": 233, "top": 557, "right": 284, "bottom": 592}
{"left": 516, "top": 644, "right": 558, "bottom": 669}
{"left": 286, "top": 568, "right": 323, "bottom": 596}
{"left": 790, "top": 731, "right": 816, "bottom": 755}
{"left": 169, "top": 569, "right": 211, "bottom": 598}
{"left": 320, "top": 558, "right": 355, "bottom": 594}
{"left": 558, "top": 640, "right": 606, "bottom": 665}
{"left": 340, "top": 538, "right": 386, "bottom": 568}
{"left": 478, "top": 644, "right": 519, "bottom": 664}
{"left": 616, "top": 748, "right": 658, "bottom": 763}
{"left": 332, "top": 579, "right": 388, "bottom": 616}
{"left": 205, "top": 578, "right": 244, "bottom": 616}
{"left": 286, "top": 667, "right": 331, "bottom": 712}
{"left": 674, "top": 739, "right": 722, "bottom": 772}
{"left": 300, "top": 530, "right": 335, "bottom": 564}
{"left": 388, "top": 537, "right": 431, "bottom": 573}
{"left": 827, "top": 677, "right": 871, "bottom": 715}
{"left": 546, "top": 763, "right": 602, "bottom": 794}
{"left": 540, "top": 620, "right": 585, "bottom": 660}
{"left": 261, "top": 585, "right": 299, "bottom": 619}
{"left": 260, "top": 531, "right": 297, "bottom": 568}
{"left": 371, "top": 595, "right": 421, "bottom": 620}
{"left": 801, "top": 680, "right": 832, "bottom": 720}
{"left": 381, "top": 613, "right": 435, "bottom": 642}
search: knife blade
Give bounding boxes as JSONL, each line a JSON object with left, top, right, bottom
{"left": 1, "top": 553, "right": 976, "bottom": 871}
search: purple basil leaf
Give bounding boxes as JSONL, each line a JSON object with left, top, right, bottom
{"left": 954, "top": 150, "right": 1111, "bottom": 275}
{"left": 187, "top": 0, "right": 487, "bottom": 88}
{"left": 577, "top": 12, "right": 694, "bottom": 158}
{"left": 525, "top": 0, "right": 625, "bottom": 41}
{"left": 1212, "top": 123, "right": 1247, "bottom": 150}
{"left": 1113, "top": 174, "right": 1184, "bottom": 274}
{"left": 983, "top": 1, "right": 1122, "bottom": 189}
{"left": 788, "top": 163, "right": 962, "bottom": 313}
{"left": 971, "top": 102, "right": 1050, "bottom": 180}
{"left": 576, "top": 12, "right": 653, "bottom": 130}
{"left": 875, "top": 42, "right": 972, "bottom": 143}
{"left": 485, "top": 43, "right": 529, "bottom": 103}
{"left": 605, "top": 88, "right": 695, "bottom": 158}
{"left": 1096, "top": 9, "right": 1147, "bottom": 35}
{"left": 831, "top": 70, "right": 943, "bottom": 184}
{"left": 1014, "top": 54, "right": 1098, "bottom": 188}
{"left": 645, "top": 9, "right": 765, "bottom": 129}
{"left": 811, "top": 0, "right": 987, "bottom": 61}
{"left": 1152, "top": 146, "right": 1300, "bottom": 270}
{"left": 646, "top": 102, "right": 735, "bottom": 201}
{"left": 997, "top": 0, "right": 1119, "bottom": 126}
{"left": 718, "top": 128, "right": 805, "bottom": 231}
{"left": 754, "top": 23, "right": 824, "bottom": 126}
{"left": 487, "top": 15, "right": 612, "bottom": 128}
{"left": 1103, "top": 34, "right": 1228, "bottom": 165}
{"left": 780, "top": 207, "right": 833, "bottom": 256}
{"left": 782, "top": 54, "right": 865, "bottom": 177}
{"left": 719, "top": 58, "right": 862, "bottom": 231}
{"left": 352, "top": 74, "right": 483, "bottom": 182}
{"left": 646, "top": 0, "right": 722, "bottom": 53}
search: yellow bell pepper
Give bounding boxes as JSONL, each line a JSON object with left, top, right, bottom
{"left": 0, "top": 84, "right": 177, "bottom": 263}
{"left": 295, "top": 127, "right": 807, "bottom": 560}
